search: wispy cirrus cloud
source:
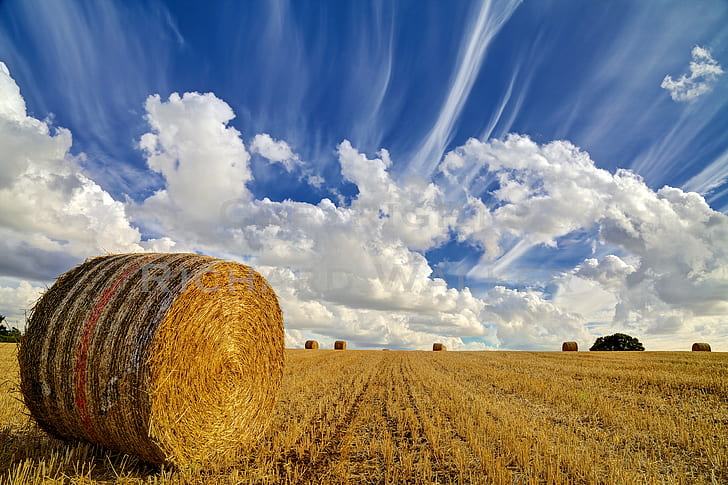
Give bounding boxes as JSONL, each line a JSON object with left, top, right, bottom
{"left": 409, "top": 0, "right": 522, "bottom": 176}
{"left": 682, "top": 148, "right": 728, "bottom": 196}
{"left": 0, "top": 1, "right": 183, "bottom": 200}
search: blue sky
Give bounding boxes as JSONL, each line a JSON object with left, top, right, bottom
{"left": 1, "top": 0, "right": 727, "bottom": 350}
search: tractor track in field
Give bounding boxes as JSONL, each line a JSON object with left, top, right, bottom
{"left": 377, "top": 354, "right": 429, "bottom": 450}
{"left": 406, "top": 355, "right": 486, "bottom": 479}
{"left": 371, "top": 358, "right": 400, "bottom": 443}
{"left": 397, "top": 355, "right": 465, "bottom": 482}
{"left": 294, "top": 354, "right": 384, "bottom": 485}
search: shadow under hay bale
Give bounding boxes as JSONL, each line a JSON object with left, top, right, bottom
{"left": 18, "top": 253, "right": 284, "bottom": 469}
{"left": 562, "top": 341, "right": 578, "bottom": 351}
{"left": 334, "top": 340, "right": 346, "bottom": 350}
{"left": 432, "top": 343, "right": 446, "bottom": 351}
{"left": 691, "top": 342, "right": 711, "bottom": 351}
{"left": 304, "top": 340, "right": 319, "bottom": 349}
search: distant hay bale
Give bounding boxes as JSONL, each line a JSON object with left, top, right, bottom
{"left": 304, "top": 340, "right": 319, "bottom": 349}
{"left": 562, "top": 341, "right": 578, "bottom": 351}
{"left": 692, "top": 342, "right": 711, "bottom": 352}
{"left": 334, "top": 340, "right": 347, "bottom": 350}
{"left": 18, "top": 253, "right": 284, "bottom": 468}
{"left": 432, "top": 343, "right": 446, "bottom": 351}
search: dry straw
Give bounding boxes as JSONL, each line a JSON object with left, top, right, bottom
{"left": 691, "top": 342, "right": 711, "bottom": 351}
{"left": 432, "top": 343, "right": 446, "bottom": 351}
{"left": 334, "top": 340, "right": 347, "bottom": 350}
{"left": 562, "top": 341, "right": 578, "bottom": 351}
{"left": 18, "top": 253, "right": 284, "bottom": 468}
{"left": 304, "top": 340, "right": 319, "bottom": 349}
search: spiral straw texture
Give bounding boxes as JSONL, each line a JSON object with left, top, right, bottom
{"left": 334, "top": 340, "right": 347, "bottom": 350}
{"left": 432, "top": 343, "right": 446, "bottom": 351}
{"left": 304, "top": 340, "right": 319, "bottom": 349}
{"left": 18, "top": 253, "right": 284, "bottom": 468}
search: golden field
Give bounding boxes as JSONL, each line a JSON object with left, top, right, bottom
{"left": 1, "top": 343, "right": 726, "bottom": 484}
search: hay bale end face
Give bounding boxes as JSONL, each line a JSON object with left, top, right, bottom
{"left": 304, "top": 340, "right": 319, "bottom": 349}
{"left": 692, "top": 342, "right": 711, "bottom": 351}
{"left": 433, "top": 343, "right": 446, "bottom": 351}
{"left": 334, "top": 340, "right": 347, "bottom": 350}
{"left": 18, "top": 253, "right": 284, "bottom": 468}
{"left": 562, "top": 341, "right": 578, "bottom": 351}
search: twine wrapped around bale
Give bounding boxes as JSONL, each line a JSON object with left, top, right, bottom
{"left": 692, "top": 343, "right": 711, "bottom": 352}
{"left": 562, "top": 341, "right": 578, "bottom": 351}
{"left": 304, "top": 340, "right": 319, "bottom": 349}
{"left": 18, "top": 253, "right": 284, "bottom": 468}
{"left": 432, "top": 343, "right": 446, "bottom": 351}
{"left": 334, "top": 340, "right": 346, "bottom": 350}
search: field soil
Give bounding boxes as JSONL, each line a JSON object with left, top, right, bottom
{"left": 1, "top": 344, "right": 726, "bottom": 484}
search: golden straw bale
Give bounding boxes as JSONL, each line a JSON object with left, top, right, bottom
{"left": 691, "top": 342, "right": 711, "bottom": 351}
{"left": 334, "top": 340, "right": 347, "bottom": 350}
{"left": 18, "top": 253, "right": 284, "bottom": 468}
{"left": 304, "top": 340, "right": 319, "bottom": 349}
{"left": 432, "top": 343, "right": 446, "bottom": 351}
{"left": 562, "top": 341, "right": 578, "bottom": 351}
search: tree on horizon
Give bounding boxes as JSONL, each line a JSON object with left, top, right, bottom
{"left": 590, "top": 333, "right": 644, "bottom": 351}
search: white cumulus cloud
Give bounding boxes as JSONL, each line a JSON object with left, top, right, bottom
{"left": 4, "top": 61, "right": 727, "bottom": 350}
{"left": 250, "top": 133, "right": 299, "bottom": 171}
{"left": 575, "top": 255, "right": 636, "bottom": 289}
{"left": 0, "top": 281, "right": 45, "bottom": 329}
{"left": 134, "top": 93, "right": 491, "bottom": 349}
{"left": 481, "top": 286, "right": 592, "bottom": 350}
{"left": 661, "top": 46, "right": 723, "bottom": 101}
{"left": 0, "top": 62, "right": 149, "bottom": 281}
{"left": 130, "top": 94, "right": 728, "bottom": 350}
{"left": 443, "top": 135, "right": 728, "bottom": 340}
{"left": 137, "top": 92, "right": 252, "bottom": 236}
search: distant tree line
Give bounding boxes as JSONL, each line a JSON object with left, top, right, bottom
{"left": 0, "top": 315, "right": 21, "bottom": 343}
{"left": 590, "top": 333, "right": 644, "bottom": 351}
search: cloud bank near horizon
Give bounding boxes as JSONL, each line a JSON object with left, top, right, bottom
{"left": 1, "top": 62, "right": 727, "bottom": 350}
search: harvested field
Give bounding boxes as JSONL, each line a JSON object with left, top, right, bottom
{"left": 1, "top": 344, "right": 727, "bottom": 484}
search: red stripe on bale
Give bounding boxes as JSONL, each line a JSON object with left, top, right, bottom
{"left": 73, "top": 256, "right": 154, "bottom": 441}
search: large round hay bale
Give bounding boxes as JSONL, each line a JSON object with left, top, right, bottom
{"left": 562, "top": 341, "right": 578, "bottom": 351}
{"left": 18, "top": 253, "right": 284, "bottom": 468}
{"left": 692, "top": 342, "right": 711, "bottom": 352}
{"left": 432, "top": 343, "right": 446, "bottom": 351}
{"left": 304, "top": 340, "right": 319, "bottom": 349}
{"left": 334, "top": 340, "right": 346, "bottom": 350}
